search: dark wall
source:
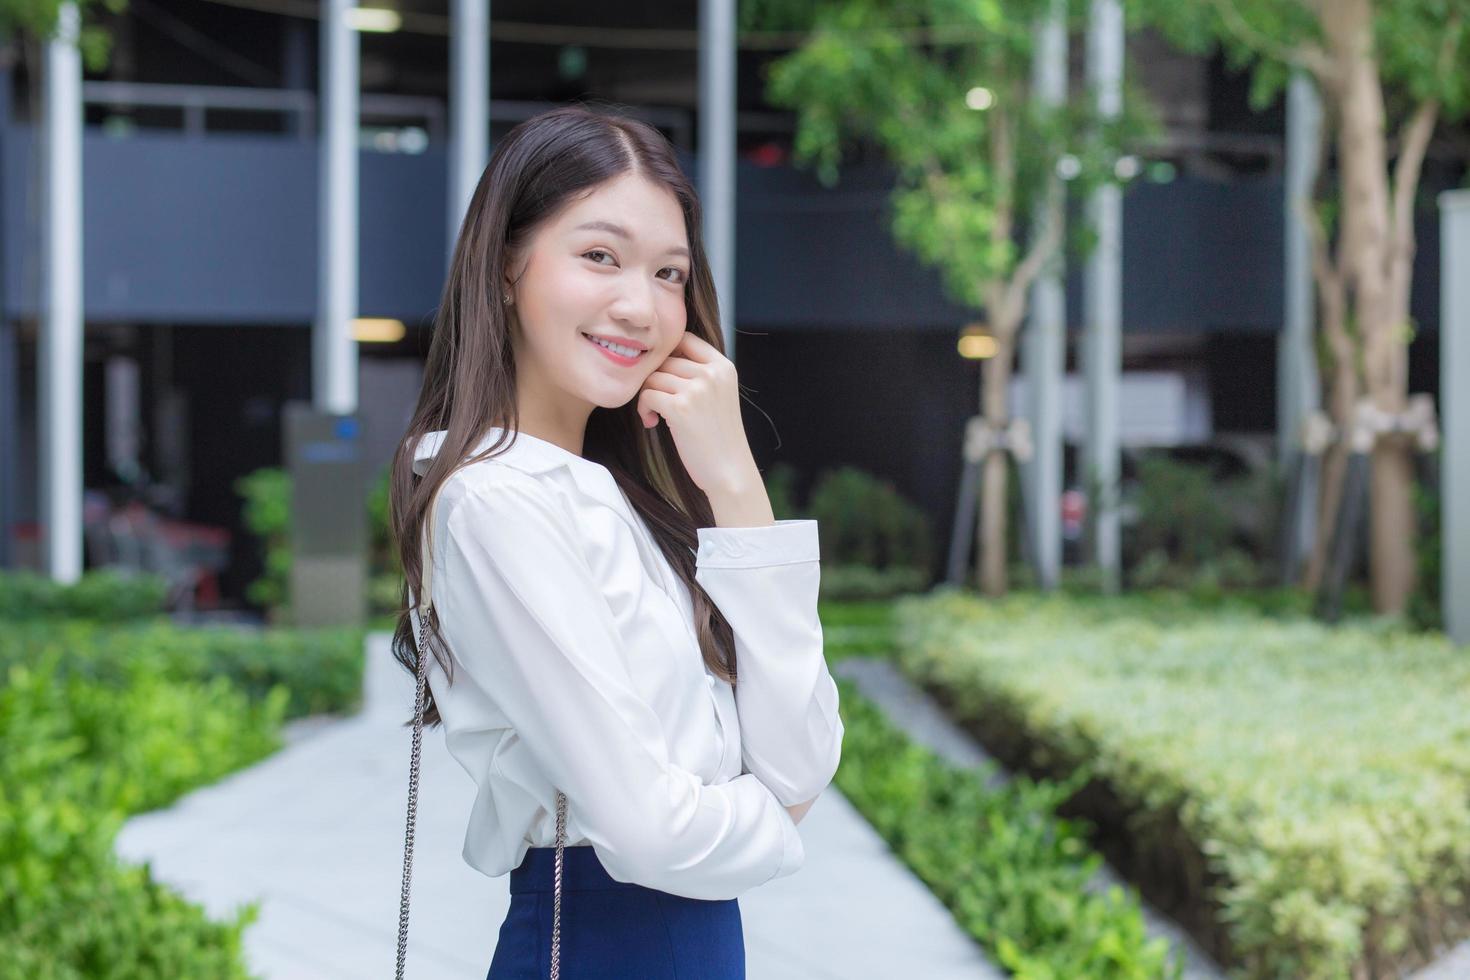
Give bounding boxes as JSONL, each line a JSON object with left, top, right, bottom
{"left": 734, "top": 326, "right": 980, "bottom": 578}
{"left": 6, "top": 124, "right": 1450, "bottom": 337}
{"left": 169, "top": 325, "right": 311, "bottom": 599}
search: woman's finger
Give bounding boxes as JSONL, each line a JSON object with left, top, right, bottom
{"left": 637, "top": 387, "right": 675, "bottom": 428}
{"left": 674, "top": 330, "right": 721, "bottom": 364}
{"left": 640, "top": 370, "right": 686, "bottom": 395}
{"left": 651, "top": 355, "right": 702, "bottom": 380}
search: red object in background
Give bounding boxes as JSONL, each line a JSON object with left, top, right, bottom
{"left": 1061, "top": 489, "right": 1087, "bottom": 540}
{"left": 746, "top": 142, "right": 787, "bottom": 167}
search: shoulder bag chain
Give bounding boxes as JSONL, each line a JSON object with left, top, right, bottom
{"left": 396, "top": 486, "right": 569, "bottom": 979}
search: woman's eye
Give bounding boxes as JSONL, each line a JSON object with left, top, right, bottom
{"left": 584, "top": 250, "right": 684, "bottom": 285}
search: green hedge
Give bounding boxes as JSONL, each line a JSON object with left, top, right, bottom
{"left": 820, "top": 601, "right": 1181, "bottom": 978}
{"left": 0, "top": 650, "right": 285, "bottom": 978}
{"left": 0, "top": 569, "right": 169, "bottom": 622}
{"left": 1, "top": 613, "right": 365, "bottom": 977}
{"left": 893, "top": 589, "right": 1470, "bottom": 979}
{"left": 0, "top": 620, "right": 365, "bottom": 720}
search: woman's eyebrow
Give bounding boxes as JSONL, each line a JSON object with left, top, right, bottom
{"left": 573, "top": 220, "right": 690, "bottom": 259}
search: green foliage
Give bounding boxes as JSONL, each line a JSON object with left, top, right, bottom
{"left": 0, "top": 644, "right": 282, "bottom": 978}
{"left": 816, "top": 598, "right": 901, "bottom": 663}
{"left": 762, "top": 461, "right": 802, "bottom": 521}
{"left": 1409, "top": 467, "right": 1442, "bottom": 631}
{"left": 234, "top": 466, "right": 292, "bottom": 613}
{"left": 763, "top": 461, "right": 936, "bottom": 600}
{"left": 1121, "top": 0, "right": 1463, "bottom": 285}
{"left": 366, "top": 464, "right": 399, "bottom": 582}
{"left": 818, "top": 563, "right": 930, "bottom": 602}
{"left": 807, "top": 466, "right": 935, "bottom": 571}
{"left": 235, "top": 463, "right": 399, "bottom": 618}
{"left": 0, "top": 619, "right": 365, "bottom": 720}
{"left": 751, "top": 0, "right": 1162, "bottom": 311}
{"left": 0, "top": 569, "right": 169, "bottom": 622}
{"left": 895, "top": 588, "right": 1470, "bottom": 978}
{"left": 0, "top": 0, "right": 130, "bottom": 73}
{"left": 826, "top": 629, "right": 1181, "bottom": 976}
{"left": 1124, "top": 454, "right": 1280, "bottom": 590}
{"left": 0, "top": 611, "right": 357, "bottom": 976}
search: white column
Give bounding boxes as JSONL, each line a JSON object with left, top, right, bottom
{"left": 449, "top": 0, "right": 489, "bottom": 254}
{"left": 40, "top": 1, "right": 84, "bottom": 582}
{"left": 1441, "top": 189, "right": 1470, "bottom": 644}
{"left": 1279, "top": 72, "right": 1322, "bottom": 576}
{"left": 316, "top": 0, "right": 359, "bottom": 415}
{"left": 698, "top": 0, "right": 737, "bottom": 356}
{"left": 1084, "top": 0, "right": 1123, "bottom": 592}
{"left": 1023, "top": 0, "right": 1067, "bottom": 590}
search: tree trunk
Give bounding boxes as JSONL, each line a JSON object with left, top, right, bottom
{"left": 1320, "top": 0, "right": 1417, "bottom": 613}
{"left": 1303, "top": 303, "right": 1356, "bottom": 591}
{"left": 977, "top": 328, "right": 1017, "bottom": 596}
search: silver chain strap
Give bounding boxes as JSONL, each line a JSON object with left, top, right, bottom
{"left": 396, "top": 585, "right": 568, "bottom": 979}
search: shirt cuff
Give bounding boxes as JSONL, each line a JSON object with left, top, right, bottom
{"left": 762, "top": 788, "right": 806, "bottom": 884}
{"left": 695, "top": 519, "right": 819, "bottom": 569}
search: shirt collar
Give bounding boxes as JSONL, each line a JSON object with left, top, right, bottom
{"left": 410, "top": 426, "right": 625, "bottom": 509}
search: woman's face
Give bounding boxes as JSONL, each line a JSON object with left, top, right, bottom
{"left": 505, "top": 171, "right": 692, "bottom": 420}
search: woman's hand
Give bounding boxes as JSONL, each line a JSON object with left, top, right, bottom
{"left": 637, "top": 331, "right": 760, "bottom": 498}
{"left": 785, "top": 797, "right": 817, "bottom": 826}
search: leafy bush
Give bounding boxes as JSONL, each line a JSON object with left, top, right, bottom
{"left": 0, "top": 569, "right": 169, "bottom": 622}
{"left": 1124, "top": 454, "right": 1280, "bottom": 590}
{"left": 0, "top": 648, "right": 284, "bottom": 978}
{"left": 894, "top": 588, "right": 1470, "bottom": 979}
{"left": 828, "top": 658, "right": 1180, "bottom": 977}
{"left": 234, "top": 466, "right": 292, "bottom": 616}
{"left": 807, "top": 466, "right": 934, "bottom": 572}
{"left": 763, "top": 461, "right": 802, "bottom": 521}
{"left": 764, "top": 464, "right": 933, "bottom": 600}
{"left": 0, "top": 620, "right": 365, "bottom": 721}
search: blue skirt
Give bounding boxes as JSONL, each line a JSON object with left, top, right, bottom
{"left": 486, "top": 845, "right": 745, "bottom": 979}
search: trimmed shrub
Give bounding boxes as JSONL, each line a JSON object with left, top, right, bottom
{"left": 0, "top": 569, "right": 169, "bottom": 623}
{"left": 894, "top": 588, "right": 1470, "bottom": 978}
{"left": 0, "top": 620, "right": 365, "bottom": 720}
{"left": 825, "top": 628, "right": 1181, "bottom": 977}
{"left": 0, "top": 649, "right": 284, "bottom": 978}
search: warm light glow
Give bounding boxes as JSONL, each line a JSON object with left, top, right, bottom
{"left": 346, "top": 7, "right": 402, "bottom": 32}
{"left": 957, "top": 325, "right": 998, "bottom": 360}
{"left": 965, "top": 86, "right": 995, "bottom": 111}
{"left": 354, "top": 318, "right": 406, "bottom": 343}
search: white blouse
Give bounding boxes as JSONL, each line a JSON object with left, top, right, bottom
{"left": 407, "top": 426, "right": 844, "bottom": 901}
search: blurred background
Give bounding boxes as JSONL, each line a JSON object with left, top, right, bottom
{"left": 1, "top": 1, "right": 1467, "bottom": 978}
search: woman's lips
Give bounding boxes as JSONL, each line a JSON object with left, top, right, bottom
{"left": 583, "top": 332, "right": 644, "bottom": 366}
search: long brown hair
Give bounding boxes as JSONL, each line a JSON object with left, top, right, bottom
{"left": 387, "top": 103, "right": 740, "bottom": 728}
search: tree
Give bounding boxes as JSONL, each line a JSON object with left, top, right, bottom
{"left": 743, "top": 0, "right": 1156, "bottom": 595}
{"left": 1126, "top": 0, "right": 1469, "bottom": 614}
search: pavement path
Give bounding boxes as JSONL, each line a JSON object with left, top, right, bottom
{"left": 115, "top": 633, "right": 1001, "bottom": 980}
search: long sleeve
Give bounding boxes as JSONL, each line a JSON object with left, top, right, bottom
{"left": 429, "top": 472, "right": 804, "bottom": 901}
{"left": 693, "top": 519, "right": 844, "bottom": 807}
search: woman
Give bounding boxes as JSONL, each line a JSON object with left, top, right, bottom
{"left": 387, "top": 104, "right": 845, "bottom": 979}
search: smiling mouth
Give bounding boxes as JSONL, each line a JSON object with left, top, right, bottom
{"left": 581, "top": 332, "right": 646, "bottom": 361}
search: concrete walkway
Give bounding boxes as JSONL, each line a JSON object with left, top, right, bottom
{"left": 115, "top": 633, "right": 1000, "bottom": 980}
